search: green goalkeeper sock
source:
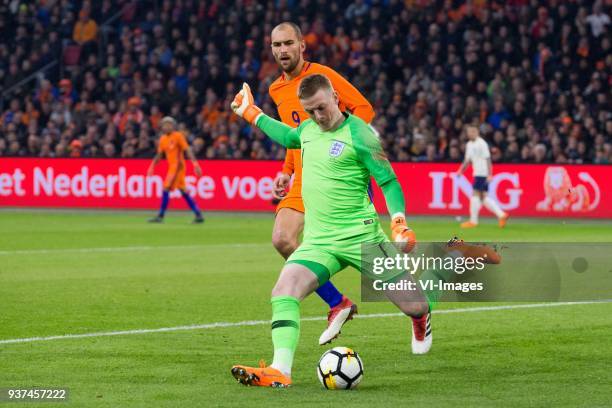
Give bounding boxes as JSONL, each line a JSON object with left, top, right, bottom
{"left": 270, "top": 296, "right": 300, "bottom": 377}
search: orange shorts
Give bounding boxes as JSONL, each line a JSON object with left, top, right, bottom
{"left": 164, "top": 168, "right": 186, "bottom": 190}
{"left": 276, "top": 186, "right": 305, "bottom": 214}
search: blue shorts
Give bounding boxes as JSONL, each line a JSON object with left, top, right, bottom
{"left": 473, "top": 176, "right": 489, "bottom": 192}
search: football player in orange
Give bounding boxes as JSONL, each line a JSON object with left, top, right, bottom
{"left": 267, "top": 22, "right": 377, "bottom": 346}
{"left": 147, "top": 116, "right": 204, "bottom": 224}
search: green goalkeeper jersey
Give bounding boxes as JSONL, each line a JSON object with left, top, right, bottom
{"left": 257, "top": 113, "right": 405, "bottom": 243}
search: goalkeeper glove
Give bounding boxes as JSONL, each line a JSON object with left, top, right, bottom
{"left": 230, "top": 82, "right": 263, "bottom": 125}
{"left": 391, "top": 214, "right": 416, "bottom": 253}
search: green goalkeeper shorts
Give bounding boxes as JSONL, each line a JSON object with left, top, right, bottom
{"left": 285, "top": 227, "right": 404, "bottom": 285}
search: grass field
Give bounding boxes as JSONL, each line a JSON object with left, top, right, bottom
{"left": 1, "top": 210, "right": 611, "bottom": 407}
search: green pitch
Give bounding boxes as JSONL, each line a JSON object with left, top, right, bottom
{"left": 1, "top": 210, "right": 611, "bottom": 407}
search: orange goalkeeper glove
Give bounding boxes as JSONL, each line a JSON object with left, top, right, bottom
{"left": 230, "top": 82, "right": 263, "bottom": 125}
{"left": 391, "top": 214, "right": 416, "bottom": 253}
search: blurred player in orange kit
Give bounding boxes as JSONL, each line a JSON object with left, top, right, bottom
{"left": 267, "top": 22, "right": 377, "bottom": 345}
{"left": 147, "top": 116, "right": 204, "bottom": 224}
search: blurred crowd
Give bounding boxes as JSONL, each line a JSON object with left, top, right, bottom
{"left": 0, "top": 0, "right": 610, "bottom": 164}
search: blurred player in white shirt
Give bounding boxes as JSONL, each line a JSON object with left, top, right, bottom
{"left": 456, "top": 124, "right": 509, "bottom": 228}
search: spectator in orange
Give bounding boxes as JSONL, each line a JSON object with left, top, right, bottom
{"left": 21, "top": 100, "right": 40, "bottom": 127}
{"left": 303, "top": 19, "right": 330, "bottom": 54}
{"left": 149, "top": 105, "right": 163, "bottom": 130}
{"left": 113, "top": 97, "right": 144, "bottom": 134}
{"left": 199, "top": 90, "right": 222, "bottom": 126}
{"left": 35, "top": 80, "right": 54, "bottom": 105}
{"left": 347, "top": 34, "right": 365, "bottom": 69}
{"left": 69, "top": 139, "right": 82, "bottom": 157}
{"left": 56, "top": 79, "right": 78, "bottom": 105}
{"left": 73, "top": 9, "right": 98, "bottom": 44}
{"left": 258, "top": 52, "right": 279, "bottom": 82}
{"left": 448, "top": 1, "right": 484, "bottom": 22}
{"left": 577, "top": 38, "right": 590, "bottom": 58}
{"left": 73, "top": 9, "right": 99, "bottom": 60}
{"left": 331, "top": 27, "right": 350, "bottom": 59}
{"left": 214, "top": 134, "right": 229, "bottom": 148}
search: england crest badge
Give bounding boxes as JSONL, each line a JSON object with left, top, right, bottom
{"left": 329, "top": 140, "right": 345, "bottom": 157}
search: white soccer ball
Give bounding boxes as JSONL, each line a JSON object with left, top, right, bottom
{"left": 317, "top": 346, "right": 363, "bottom": 390}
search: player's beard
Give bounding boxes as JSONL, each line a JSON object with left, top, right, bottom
{"left": 277, "top": 54, "right": 299, "bottom": 73}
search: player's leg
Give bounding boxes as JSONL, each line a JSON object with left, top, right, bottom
{"left": 272, "top": 207, "right": 303, "bottom": 259}
{"left": 179, "top": 189, "right": 204, "bottom": 223}
{"left": 181, "top": 190, "right": 204, "bottom": 223}
{"left": 173, "top": 170, "right": 203, "bottom": 223}
{"left": 273, "top": 204, "right": 356, "bottom": 314}
{"left": 382, "top": 276, "right": 432, "bottom": 354}
{"left": 370, "top": 238, "right": 433, "bottom": 354}
{"left": 461, "top": 177, "right": 484, "bottom": 228}
{"left": 150, "top": 170, "right": 178, "bottom": 222}
{"left": 354, "top": 234, "right": 433, "bottom": 354}
{"left": 470, "top": 190, "right": 482, "bottom": 225}
{"left": 412, "top": 238, "right": 501, "bottom": 353}
{"left": 481, "top": 191, "right": 509, "bottom": 227}
{"left": 383, "top": 268, "right": 432, "bottom": 354}
{"left": 268, "top": 263, "right": 321, "bottom": 375}
{"left": 231, "top": 257, "right": 331, "bottom": 387}
{"left": 149, "top": 188, "right": 170, "bottom": 222}
{"left": 460, "top": 192, "right": 481, "bottom": 228}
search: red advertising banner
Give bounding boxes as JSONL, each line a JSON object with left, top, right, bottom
{"left": 0, "top": 158, "right": 610, "bottom": 218}
{"left": 374, "top": 162, "right": 611, "bottom": 218}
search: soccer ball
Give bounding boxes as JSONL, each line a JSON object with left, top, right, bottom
{"left": 317, "top": 346, "right": 363, "bottom": 390}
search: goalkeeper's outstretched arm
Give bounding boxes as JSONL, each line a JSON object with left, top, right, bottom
{"left": 255, "top": 115, "right": 301, "bottom": 149}
{"left": 230, "top": 82, "right": 301, "bottom": 149}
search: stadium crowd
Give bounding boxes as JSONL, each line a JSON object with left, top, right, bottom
{"left": 0, "top": 0, "right": 610, "bottom": 164}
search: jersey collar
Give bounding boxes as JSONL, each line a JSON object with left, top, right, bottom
{"left": 327, "top": 112, "right": 351, "bottom": 133}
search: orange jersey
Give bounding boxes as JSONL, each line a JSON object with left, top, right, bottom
{"left": 269, "top": 62, "right": 375, "bottom": 201}
{"left": 158, "top": 131, "right": 189, "bottom": 190}
{"left": 158, "top": 131, "right": 189, "bottom": 169}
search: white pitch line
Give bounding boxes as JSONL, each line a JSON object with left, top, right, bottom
{"left": 1, "top": 300, "right": 610, "bottom": 346}
{"left": 0, "top": 243, "right": 270, "bottom": 256}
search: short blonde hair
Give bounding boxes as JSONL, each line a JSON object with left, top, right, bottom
{"left": 298, "top": 74, "right": 333, "bottom": 100}
{"left": 160, "top": 116, "right": 177, "bottom": 126}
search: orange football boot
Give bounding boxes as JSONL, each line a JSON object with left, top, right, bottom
{"left": 231, "top": 360, "right": 292, "bottom": 388}
{"left": 460, "top": 221, "right": 477, "bottom": 228}
{"left": 446, "top": 237, "right": 502, "bottom": 264}
{"left": 498, "top": 213, "right": 509, "bottom": 228}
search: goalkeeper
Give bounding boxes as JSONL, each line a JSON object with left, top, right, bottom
{"left": 229, "top": 74, "right": 429, "bottom": 388}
